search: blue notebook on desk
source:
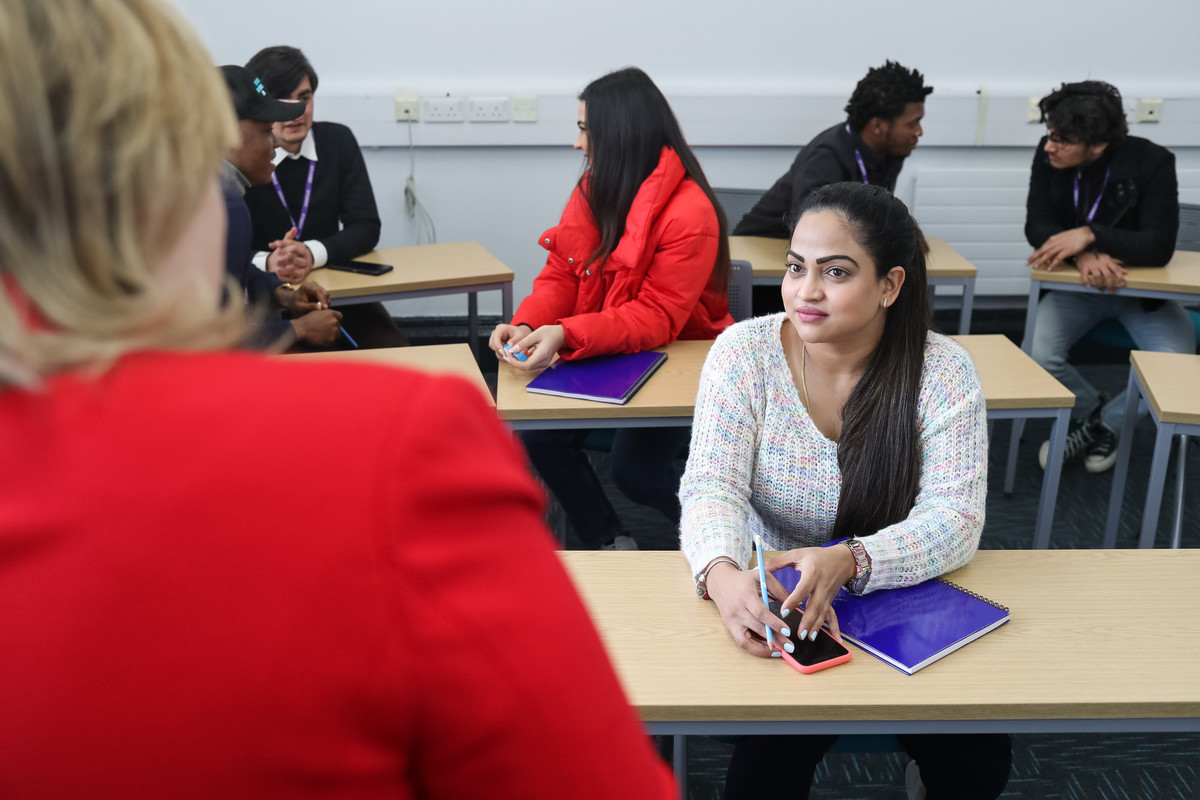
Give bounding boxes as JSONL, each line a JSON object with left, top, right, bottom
{"left": 525, "top": 351, "right": 668, "bottom": 405}
{"left": 775, "top": 568, "right": 1009, "bottom": 674}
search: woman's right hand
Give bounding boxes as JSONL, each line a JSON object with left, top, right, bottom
{"left": 489, "top": 324, "right": 529, "bottom": 362}
{"left": 705, "top": 561, "right": 793, "bottom": 659}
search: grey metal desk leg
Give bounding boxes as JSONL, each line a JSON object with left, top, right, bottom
{"left": 1005, "top": 419, "right": 1023, "bottom": 496}
{"left": 1021, "top": 283, "right": 1041, "bottom": 353}
{"left": 501, "top": 283, "right": 513, "bottom": 321}
{"left": 673, "top": 735, "right": 687, "bottom": 799}
{"left": 1033, "top": 407, "right": 1071, "bottom": 549}
{"left": 958, "top": 277, "right": 976, "bottom": 335}
{"left": 467, "top": 292, "right": 479, "bottom": 358}
{"left": 1138, "top": 423, "right": 1177, "bottom": 549}
{"left": 1103, "top": 369, "right": 1142, "bottom": 548}
{"left": 1170, "top": 435, "right": 1188, "bottom": 549}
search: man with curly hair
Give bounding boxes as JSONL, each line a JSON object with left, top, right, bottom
{"left": 734, "top": 61, "right": 932, "bottom": 238}
{"left": 1026, "top": 80, "right": 1187, "bottom": 474}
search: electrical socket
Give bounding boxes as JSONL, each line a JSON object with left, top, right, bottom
{"left": 1136, "top": 98, "right": 1164, "bottom": 123}
{"left": 394, "top": 88, "right": 419, "bottom": 122}
{"left": 511, "top": 97, "right": 538, "bottom": 122}
{"left": 1027, "top": 97, "right": 1042, "bottom": 124}
{"left": 468, "top": 97, "right": 510, "bottom": 122}
{"left": 420, "top": 96, "right": 466, "bottom": 123}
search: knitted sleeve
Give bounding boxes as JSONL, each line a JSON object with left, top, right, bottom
{"left": 679, "top": 321, "right": 764, "bottom": 577}
{"left": 859, "top": 334, "right": 988, "bottom": 590}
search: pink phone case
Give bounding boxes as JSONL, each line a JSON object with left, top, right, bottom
{"left": 773, "top": 629, "right": 852, "bottom": 674}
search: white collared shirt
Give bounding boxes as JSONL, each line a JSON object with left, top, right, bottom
{"left": 252, "top": 128, "right": 328, "bottom": 271}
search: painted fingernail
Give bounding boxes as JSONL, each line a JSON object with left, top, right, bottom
{"left": 784, "top": 641, "right": 795, "bottom": 654}
{"left": 799, "top": 630, "right": 808, "bottom": 641}
{"left": 781, "top": 608, "right": 791, "bottom": 619}
{"left": 770, "top": 650, "right": 782, "bottom": 658}
{"left": 780, "top": 627, "right": 791, "bottom": 638}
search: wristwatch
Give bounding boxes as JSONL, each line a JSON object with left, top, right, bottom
{"left": 842, "top": 539, "right": 872, "bottom": 594}
{"left": 695, "top": 557, "right": 738, "bottom": 599}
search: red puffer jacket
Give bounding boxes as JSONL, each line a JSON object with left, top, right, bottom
{"left": 512, "top": 146, "right": 733, "bottom": 360}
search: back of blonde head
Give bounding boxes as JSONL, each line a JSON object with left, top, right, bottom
{"left": 0, "top": 0, "right": 242, "bottom": 388}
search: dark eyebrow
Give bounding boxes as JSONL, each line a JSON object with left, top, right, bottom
{"left": 786, "top": 250, "right": 860, "bottom": 268}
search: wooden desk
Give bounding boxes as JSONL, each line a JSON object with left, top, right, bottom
{"left": 495, "top": 339, "right": 713, "bottom": 430}
{"left": 308, "top": 242, "right": 515, "bottom": 354}
{"left": 952, "top": 335, "right": 1074, "bottom": 549}
{"left": 286, "top": 343, "right": 493, "bottom": 406}
{"left": 1104, "top": 351, "right": 1200, "bottom": 548}
{"left": 730, "top": 235, "right": 979, "bottom": 334}
{"left": 1020, "top": 250, "right": 1200, "bottom": 354}
{"left": 560, "top": 550, "right": 1200, "bottom": 785}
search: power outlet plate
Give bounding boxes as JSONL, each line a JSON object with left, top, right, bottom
{"left": 394, "top": 88, "right": 419, "bottom": 122}
{"left": 1136, "top": 98, "right": 1164, "bottom": 123}
{"left": 511, "top": 97, "right": 538, "bottom": 123}
{"left": 468, "top": 97, "right": 510, "bottom": 122}
{"left": 421, "top": 96, "right": 466, "bottom": 123}
{"left": 1027, "top": 97, "right": 1042, "bottom": 124}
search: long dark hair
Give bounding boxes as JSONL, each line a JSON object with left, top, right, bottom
{"left": 792, "top": 183, "right": 933, "bottom": 541}
{"left": 577, "top": 67, "right": 730, "bottom": 291}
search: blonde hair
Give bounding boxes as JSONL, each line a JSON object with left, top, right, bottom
{"left": 0, "top": 0, "right": 244, "bottom": 388}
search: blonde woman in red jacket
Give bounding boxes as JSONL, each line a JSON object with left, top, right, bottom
{"left": 490, "top": 67, "right": 734, "bottom": 550}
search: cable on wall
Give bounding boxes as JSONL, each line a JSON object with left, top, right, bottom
{"left": 403, "top": 120, "right": 436, "bottom": 245}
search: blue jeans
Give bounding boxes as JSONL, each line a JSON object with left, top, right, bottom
{"left": 518, "top": 427, "right": 690, "bottom": 546}
{"left": 1030, "top": 292, "right": 1194, "bottom": 432}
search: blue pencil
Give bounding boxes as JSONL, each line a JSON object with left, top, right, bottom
{"left": 339, "top": 326, "right": 359, "bottom": 349}
{"left": 754, "top": 534, "right": 774, "bottom": 649}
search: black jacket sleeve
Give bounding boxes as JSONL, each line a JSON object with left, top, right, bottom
{"left": 1091, "top": 148, "right": 1178, "bottom": 266}
{"left": 1024, "top": 139, "right": 1063, "bottom": 249}
{"left": 320, "top": 126, "right": 382, "bottom": 265}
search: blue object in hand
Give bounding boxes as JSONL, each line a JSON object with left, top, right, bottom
{"left": 504, "top": 343, "right": 527, "bottom": 362}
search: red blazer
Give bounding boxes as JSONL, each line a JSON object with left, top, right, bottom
{"left": 0, "top": 351, "right": 673, "bottom": 799}
{"left": 513, "top": 146, "right": 733, "bottom": 359}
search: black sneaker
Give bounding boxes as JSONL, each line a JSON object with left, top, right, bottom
{"left": 1085, "top": 425, "right": 1119, "bottom": 473}
{"left": 1038, "top": 415, "right": 1096, "bottom": 469}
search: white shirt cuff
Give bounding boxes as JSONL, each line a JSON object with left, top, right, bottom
{"left": 252, "top": 250, "right": 269, "bottom": 271}
{"left": 305, "top": 239, "right": 329, "bottom": 268}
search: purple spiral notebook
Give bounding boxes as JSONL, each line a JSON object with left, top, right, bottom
{"left": 775, "top": 567, "right": 1009, "bottom": 674}
{"left": 525, "top": 351, "right": 668, "bottom": 405}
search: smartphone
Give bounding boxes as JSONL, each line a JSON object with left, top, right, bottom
{"left": 328, "top": 260, "right": 393, "bottom": 276}
{"left": 768, "top": 599, "right": 851, "bottom": 674}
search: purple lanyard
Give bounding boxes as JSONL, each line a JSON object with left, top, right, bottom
{"left": 270, "top": 157, "right": 315, "bottom": 238}
{"left": 1073, "top": 168, "right": 1110, "bottom": 224}
{"left": 845, "top": 123, "right": 869, "bottom": 184}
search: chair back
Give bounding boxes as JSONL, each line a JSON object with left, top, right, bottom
{"left": 727, "top": 259, "right": 754, "bottom": 322}
{"left": 1177, "top": 203, "right": 1200, "bottom": 251}
{"left": 714, "top": 187, "right": 767, "bottom": 231}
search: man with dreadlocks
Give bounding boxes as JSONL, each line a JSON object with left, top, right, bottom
{"left": 734, "top": 61, "right": 932, "bottom": 239}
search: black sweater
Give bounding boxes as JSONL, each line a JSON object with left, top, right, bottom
{"left": 733, "top": 122, "right": 906, "bottom": 238}
{"left": 245, "top": 121, "right": 381, "bottom": 265}
{"left": 1025, "top": 135, "right": 1178, "bottom": 266}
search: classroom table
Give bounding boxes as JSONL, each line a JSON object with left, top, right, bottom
{"left": 307, "top": 242, "right": 514, "bottom": 355}
{"left": 495, "top": 339, "right": 713, "bottom": 430}
{"left": 560, "top": 549, "right": 1200, "bottom": 791}
{"left": 1020, "top": 249, "right": 1200, "bottom": 354}
{"left": 729, "top": 234, "right": 979, "bottom": 334}
{"left": 952, "top": 335, "right": 1075, "bottom": 549}
{"left": 1103, "top": 350, "right": 1200, "bottom": 549}
{"left": 286, "top": 343, "right": 493, "bottom": 406}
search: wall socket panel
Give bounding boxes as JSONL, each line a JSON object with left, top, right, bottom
{"left": 394, "top": 88, "right": 419, "bottom": 122}
{"left": 1027, "top": 97, "right": 1042, "bottom": 124}
{"left": 421, "top": 97, "right": 466, "bottom": 122}
{"left": 468, "top": 97, "right": 510, "bottom": 122}
{"left": 1136, "top": 98, "right": 1164, "bottom": 123}
{"left": 511, "top": 97, "right": 538, "bottom": 122}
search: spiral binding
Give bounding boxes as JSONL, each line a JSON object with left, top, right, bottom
{"left": 936, "top": 577, "right": 1009, "bottom": 613}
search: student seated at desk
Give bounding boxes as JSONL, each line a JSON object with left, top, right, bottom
{"left": 490, "top": 67, "right": 733, "bottom": 551}
{"left": 0, "top": 4, "right": 674, "bottom": 797}
{"left": 680, "top": 183, "right": 1009, "bottom": 800}
{"left": 733, "top": 61, "right": 931, "bottom": 239}
{"left": 1025, "top": 80, "right": 1190, "bottom": 474}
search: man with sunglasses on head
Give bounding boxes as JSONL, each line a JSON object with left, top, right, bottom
{"left": 1026, "top": 80, "right": 1189, "bottom": 474}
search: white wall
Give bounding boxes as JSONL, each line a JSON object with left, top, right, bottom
{"left": 172, "top": 0, "right": 1200, "bottom": 316}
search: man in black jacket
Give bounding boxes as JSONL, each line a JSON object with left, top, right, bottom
{"left": 734, "top": 61, "right": 931, "bottom": 238}
{"left": 244, "top": 47, "right": 405, "bottom": 348}
{"left": 1026, "top": 80, "right": 1191, "bottom": 473}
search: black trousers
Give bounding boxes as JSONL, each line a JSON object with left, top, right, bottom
{"left": 518, "top": 426, "right": 690, "bottom": 546}
{"left": 724, "top": 733, "right": 1011, "bottom": 800}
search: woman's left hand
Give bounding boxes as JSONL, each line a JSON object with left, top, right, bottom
{"left": 506, "top": 324, "right": 566, "bottom": 371}
{"left": 764, "top": 545, "right": 856, "bottom": 642}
